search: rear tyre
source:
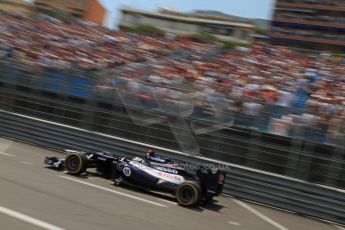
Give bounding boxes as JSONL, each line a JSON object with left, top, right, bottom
{"left": 64, "top": 152, "right": 88, "bottom": 175}
{"left": 176, "top": 181, "right": 201, "bottom": 206}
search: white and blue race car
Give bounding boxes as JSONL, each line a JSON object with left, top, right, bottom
{"left": 45, "top": 150, "right": 226, "bottom": 207}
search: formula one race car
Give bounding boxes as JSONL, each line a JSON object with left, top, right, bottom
{"left": 44, "top": 150, "right": 226, "bottom": 206}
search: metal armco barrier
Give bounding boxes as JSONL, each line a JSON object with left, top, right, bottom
{"left": 0, "top": 110, "right": 344, "bottom": 224}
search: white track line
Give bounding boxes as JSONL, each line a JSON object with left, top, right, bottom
{"left": 335, "top": 225, "right": 345, "bottom": 230}
{"left": 156, "top": 198, "right": 178, "bottom": 205}
{"left": 227, "top": 221, "right": 241, "bottom": 226}
{"left": 0, "top": 206, "right": 66, "bottom": 230}
{"left": 0, "top": 152, "right": 15, "bottom": 157}
{"left": 59, "top": 176, "right": 168, "bottom": 208}
{"left": 233, "top": 199, "right": 289, "bottom": 230}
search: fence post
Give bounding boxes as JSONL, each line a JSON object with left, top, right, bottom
{"left": 245, "top": 114, "right": 264, "bottom": 168}
{"left": 325, "top": 135, "right": 345, "bottom": 187}
{"left": 295, "top": 125, "right": 320, "bottom": 181}
{"left": 286, "top": 124, "right": 304, "bottom": 178}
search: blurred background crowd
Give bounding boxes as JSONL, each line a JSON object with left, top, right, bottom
{"left": 1, "top": 11, "right": 345, "bottom": 146}
{"left": 0, "top": 13, "right": 214, "bottom": 71}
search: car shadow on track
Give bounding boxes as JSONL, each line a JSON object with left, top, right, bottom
{"left": 200, "top": 200, "right": 224, "bottom": 212}
{"left": 117, "top": 182, "right": 226, "bottom": 213}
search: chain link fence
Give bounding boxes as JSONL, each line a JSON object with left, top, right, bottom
{"left": 0, "top": 60, "right": 344, "bottom": 189}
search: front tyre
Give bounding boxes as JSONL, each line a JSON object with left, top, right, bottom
{"left": 64, "top": 152, "right": 88, "bottom": 175}
{"left": 176, "top": 181, "right": 201, "bottom": 206}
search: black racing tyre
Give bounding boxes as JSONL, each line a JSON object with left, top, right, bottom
{"left": 176, "top": 181, "right": 201, "bottom": 206}
{"left": 64, "top": 152, "right": 88, "bottom": 175}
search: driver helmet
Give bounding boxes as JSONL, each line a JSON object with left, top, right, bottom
{"left": 146, "top": 149, "right": 155, "bottom": 157}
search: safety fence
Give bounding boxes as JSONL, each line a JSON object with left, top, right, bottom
{"left": 0, "top": 73, "right": 344, "bottom": 190}
{"left": 0, "top": 110, "right": 344, "bottom": 224}
{"left": 0, "top": 62, "right": 341, "bottom": 143}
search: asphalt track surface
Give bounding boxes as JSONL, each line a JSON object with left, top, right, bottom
{"left": 0, "top": 137, "right": 344, "bottom": 230}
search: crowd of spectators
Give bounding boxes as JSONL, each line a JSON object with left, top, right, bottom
{"left": 0, "top": 13, "right": 216, "bottom": 72}
{"left": 107, "top": 43, "right": 345, "bottom": 145}
{"left": 1, "top": 12, "right": 345, "bottom": 146}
